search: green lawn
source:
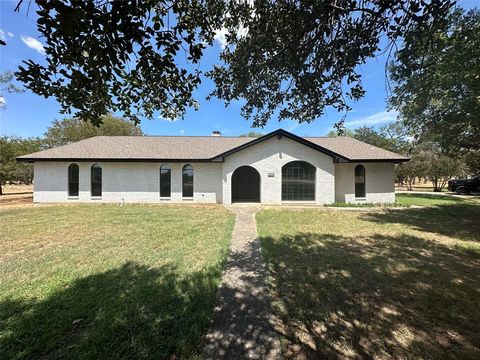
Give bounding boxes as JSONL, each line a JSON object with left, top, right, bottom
{"left": 0, "top": 205, "right": 235, "bottom": 360}
{"left": 395, "top": 193, "right": 475, "bottom": 207}
{"left": 257, "top": 201, "right": 480, "bottom": 359}
{"left": 327, "top": 193, "right": 478, "bottom": 208}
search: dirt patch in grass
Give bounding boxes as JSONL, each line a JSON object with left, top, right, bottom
{"left": 0, "top": 184, "right": 34, "bottom": 209}
{"left": 257, "top": 203, "right": 480, "bottom": 359}
{"left": 0, "top": 205, "right": 235, "bottom": 359}
{"left": 0, "top": 194, "right": 33, "bottom": 208}
{"left": 1, "top": 184, "right": 33, "bottom": 195}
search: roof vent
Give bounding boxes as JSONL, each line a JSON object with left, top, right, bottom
{"left": 212, "top": 130, "right": 221, "bottom": 137}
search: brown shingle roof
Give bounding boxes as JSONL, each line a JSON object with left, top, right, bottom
{"left": 17, "top": 129, "right": 409, "bottom": 162}
{"left": 305, "top": 136, "right": 408, "bottom": 161}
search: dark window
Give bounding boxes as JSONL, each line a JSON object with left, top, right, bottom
{"left": 160, "top": 164, "right": 171, "bottom": 197}
{"left": 182, "top": 164, "right": 194, "bottom": 198}
{"left": 282, "top": 161, "right": 316, "bottom": 201}
{"left": 68, "top": 163, "right": 79, "bottom": 197}
{"left": 91, "top": 163, "right": 102, "bottom": 197}
{"left": 355, "top": 165, "right": 366, "bottom": 198}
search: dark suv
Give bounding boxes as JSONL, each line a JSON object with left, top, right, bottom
{"left": 448, "top": 176, "right": 480, "bottom": 195}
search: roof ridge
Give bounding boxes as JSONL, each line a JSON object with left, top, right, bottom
{"left": 304, "top": 136, "right": 337, "bottom": 139}
{"left": 92, "top": 135, "right": 258, "bottom": 139}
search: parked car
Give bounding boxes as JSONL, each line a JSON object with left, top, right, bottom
{"left": 448, "top": 175, "right": 480, "bottom": 194}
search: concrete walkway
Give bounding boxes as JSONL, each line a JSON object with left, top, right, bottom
{"left": 203, "top": 206, "right": 281, "bottom": 359}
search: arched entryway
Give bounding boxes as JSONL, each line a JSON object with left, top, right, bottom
{"left": 231, "top": 166, "right": 261, "bottom": 203}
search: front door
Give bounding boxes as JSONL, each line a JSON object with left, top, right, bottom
{"left": 231, "top": 166, "right": 261, "bottom": 203}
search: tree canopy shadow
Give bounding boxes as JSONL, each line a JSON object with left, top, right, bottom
{"left": 260, "top": 232, "right": 480, "bottom": 359}
{"left": 0, "top": 262, "right": 222, "bottom": 359}
{"left": 362, "top": 203, "right": 480, "bottom": 242}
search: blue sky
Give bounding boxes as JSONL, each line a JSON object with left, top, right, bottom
{"left": 0, "top": 0, "right": 477, "bottom": 138}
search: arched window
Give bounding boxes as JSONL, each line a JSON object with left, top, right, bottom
{"left": 160, "top": 164, "right": 171, "bottom": 197}
{"left": 182, "top": 164, "right": 194, "bottom": 198}
{"left": 91, "top": 163, "right": 102, "bottom": 197}
{"left": 282, "top": 161, "right": 316, "bottom": 201}
{"left": 355, "top": 165, "right": 366, "bottom": 198}
{"left": 68, "top": 163, "right": 79, "bottom": 197}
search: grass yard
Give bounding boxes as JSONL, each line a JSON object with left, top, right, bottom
{"left": 0, "top": 205, "right": 235, "bottom": 360}
{"left": 257, "top": 201, "right": 480, "bottom": 359}
{"left": 395, "top": 193, "right": 475, "bottom": 207}
{"left": 326, "top": 193, "right": 477, "bottom": 208}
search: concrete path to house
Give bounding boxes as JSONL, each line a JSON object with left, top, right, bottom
{"left": 203, "top": 205, "right": 281, "bottom": 359}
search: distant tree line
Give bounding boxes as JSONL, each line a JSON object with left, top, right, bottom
{"left": 0, "top": 115, "right": 143, "bottom": 195}
{"left": 239, "top": 132, "right": 264, "bottom": 138}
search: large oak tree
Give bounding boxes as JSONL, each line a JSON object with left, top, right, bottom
{"left": 389, "top": 8, "right": 480, "bottom": 153}
{"left": 9, "top": 0, "right": 453, "bottom": 127}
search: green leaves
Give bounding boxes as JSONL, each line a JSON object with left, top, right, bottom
{"left": 43, "top": 115, "right": 144, "bottom": 148}
{"left": 0, "top": 136, "right": 42, "bottom": 189}
{"left": 389, "top": 8, "right": 480, "bottom": 153}
{"left": 15, "top": 0, "right": 223, "bottom": 125}
{"left": 208, "top": 0, "right": 454, "bottom": 127}
{"left": 0, "top": 71, "right": 24, "bottom": 109}
{"left": 12, "top": 1, "right": 453, "bottom": 128}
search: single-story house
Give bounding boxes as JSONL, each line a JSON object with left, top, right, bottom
{"left": 17, "top": 129, "right": 409, "bottom": 205}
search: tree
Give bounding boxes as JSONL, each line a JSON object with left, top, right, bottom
{"left": 326, "top": 128, "right": 354, "bottom": 138}
{"left": 348, "top": 126, "right": 395, "bottom": 151}
{"left": 463, "top": 150, "right": 480, "bottom": 175}
{"left": 43, "top": 115, "right": 144, "bottom": 148}
{"left": 327, "top": 123, "right": 411, "bottom": 155}
{"left": 239, "top": 132, "right": 263, "bottom": 138}
{"left": 395, "top": 153, "right": 426, "bottom": 190}
{"left": 0, "top": 137, "right": 15, "bottom": 195}
{"left": 11, "top": 138, "right": 44, "bottom": 185}
{"left": 0, "top": 71, "right": 24, "bottom": 109}
{"left": 389, "top": 8, "right": 480, "bottom": 153}
{"left": 10, "top": 0, "right": 453, "bottom": 127}
{"left": 395, "top": 144, "right": 464, "bottom": 192}
{"left": 0, "top": 137, "right": 42, "bottom": 195}
{"left": 209, "top": 0, "right": 453, "bottom": 127}
{"left": 423, "top": 151, "right": 464, "bottom": 192}
{"left": 379, "top": 122, "right": 412, "bottom": 155}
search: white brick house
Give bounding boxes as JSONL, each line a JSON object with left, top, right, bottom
{"left": 17, "top": 129, "right": 409, "bottom": 205}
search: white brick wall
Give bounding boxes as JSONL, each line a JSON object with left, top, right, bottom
{"left": 32, "top": 139, "right": 395, "bottom": 204}
{"left": 334, "top": 162, "right": 395, "bottom": 203}
{"left": 33, "top": 161, "right": 223, "bottom": 203}
{"left": 222, "top": 136, "right": 335, "bottom": 204}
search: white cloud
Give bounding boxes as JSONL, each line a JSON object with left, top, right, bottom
{"left": 0, "top": 29, "right": 14, "bottom": 40}
{"left": 20, "top": 35, "right": 46, "bottom": 55}
{"left": 214, "top": 28, "right": 228, "bottom": 50}
{"left": 180, "top": 129, "right": 185, "bottom": 134}
{"left": 214, "top": 24, "right": 249, "bottom": 50}
{"left": 0, "top": 96, "right": 6, "bottom": 109}
{"left": 344, "top": 110, "right": 398, "bottom": 128}
{"left": 158, "top": 115, "right": 179, "bottom": 122}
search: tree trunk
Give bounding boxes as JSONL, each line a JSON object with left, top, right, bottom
{"left": 432, "top": 177, "right": 441, "bottom": 192}
{"left": 407, "top": 178, "right": 414, "bottom": 191}
{"left": 0, "top": 181, "right": 3, "bottom": 196}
